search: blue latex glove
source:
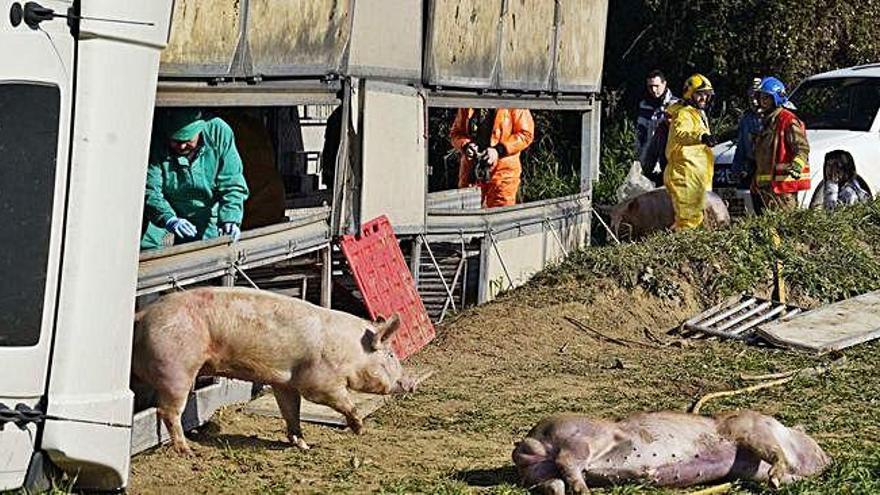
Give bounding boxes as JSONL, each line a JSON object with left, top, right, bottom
{"left": 221, "top": 222, "right": 241, "bottom": 242}
{"left": 165, "top": 217, "right": 197, "bottom": 238}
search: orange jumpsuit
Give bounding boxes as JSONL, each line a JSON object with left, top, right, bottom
{"left": 451, "top": 108, "right": 535, "bottom": 207}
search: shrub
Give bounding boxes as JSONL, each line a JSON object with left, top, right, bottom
{"left": 603, "top": 0, "right": 880, "bottom": 120}
{"left": 536, "top": 199, "right": 880, "bottom": 306}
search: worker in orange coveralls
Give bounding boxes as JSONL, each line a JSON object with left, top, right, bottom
{"left": 451, "top": 108, "right": 535, "bottom": 207}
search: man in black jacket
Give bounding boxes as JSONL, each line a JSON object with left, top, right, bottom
{"left": 635, "top": 69, "right": 679, "bottom": 186}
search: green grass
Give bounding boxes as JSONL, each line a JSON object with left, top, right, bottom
{"left": 537, "top": 200, "right": 880, "bottom": 306}
{"left": 2, "top": 476, "right": 77, "bottom": 495}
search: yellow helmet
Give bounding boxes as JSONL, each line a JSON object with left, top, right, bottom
{"left": 683, "top": 74, "right": 714, "bottom": 100}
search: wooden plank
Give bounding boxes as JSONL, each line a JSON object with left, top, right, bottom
{"left": 243, "top": 367, "right": 434, "bottom": 427}
{"left": 756, "top": 290, "right": 880, "bottom": 354}
{"left": 782, "top": 308, "right": 802, "bottom": 320}
{"left": 728, "top": 304, "right": 786, "bottom": 336}
{"left": 131, "top": 378, "right": 253, "bottom": 455}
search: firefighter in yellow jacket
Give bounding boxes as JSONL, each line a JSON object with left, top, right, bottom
{"left": 664, "top": 74, "right": 719, "bottom": 230}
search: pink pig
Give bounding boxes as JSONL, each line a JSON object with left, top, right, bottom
{"left": 610, "top": 188, "right": 730, "bottom": 240}
{"left": 132, "top": 287, "right": 416, "bottom": 454}
{"left": 513, "top": 410, "right": 829, "bottom": 494}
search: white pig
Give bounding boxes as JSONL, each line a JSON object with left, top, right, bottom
{"left": 609, "top": 188, "right": 731, "bottom": 240}
{"left": 132, "top": 287, "right": 416, "bottom": 454}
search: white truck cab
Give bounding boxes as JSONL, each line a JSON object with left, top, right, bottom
{"left": 714, "top": 63, "right": 880, "bottom": 209}
{"left": 0, "top": 0, "right": 173, "bottom": 490}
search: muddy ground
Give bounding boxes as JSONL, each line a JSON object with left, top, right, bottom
{"left": 129, "top": 279, "right": 880, "bottom": 494}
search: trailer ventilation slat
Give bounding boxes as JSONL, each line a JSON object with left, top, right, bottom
{"left": 684, "top": 293, "right": 804, "bottom": 340}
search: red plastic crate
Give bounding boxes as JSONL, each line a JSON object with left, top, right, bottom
{"left": 339, "top": 216, "right": 435, "bottom": 359}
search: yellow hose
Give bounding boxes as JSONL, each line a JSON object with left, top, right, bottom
{"left": 688, "top": 482, "right": 732, "bottom": 495}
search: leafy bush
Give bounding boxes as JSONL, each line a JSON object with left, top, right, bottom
{"left": 604, "top": 0, "right": 880, "bottom": 117}
{"left": 518, "top": 111, "right": 582, "bottom": 202}
{"left": 427, "top": 108, "right": 460, "bottom": 194}
{"left": 594, "top": 117, "right": 637, "bottom": 206}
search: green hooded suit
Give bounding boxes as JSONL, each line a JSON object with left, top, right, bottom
{"left": 140, "top": 110, "right": 249, "bottom": 250}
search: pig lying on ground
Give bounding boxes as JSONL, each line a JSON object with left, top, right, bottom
{"left": 609, "top": 188, "right": 730, "bottom": 240}
{"left": 132, "top": 287, "right": 416, "bottom": 454}
{"left": 513, "top": 410, "right": 829, "bottom": 494}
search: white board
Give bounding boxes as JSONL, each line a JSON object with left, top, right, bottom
{"left": 757, "top": 290, "right": 880, "bottom": 354}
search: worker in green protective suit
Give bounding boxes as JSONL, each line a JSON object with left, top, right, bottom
{"left": 140, "top": 109, "right": 250, "bottom": 250}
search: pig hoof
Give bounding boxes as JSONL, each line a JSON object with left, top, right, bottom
{"left": 171, "top": 443, "right": 194, "bottom": 456}
{"left": 769, "top": 459, "right": 789, "bottom": 488}
{"left": 535, "top": 479, "right": 565, "bottom": 495}
{"left": 348, "top": 419, "right": 364, "bottom": 435}
{"left": 289, "top": 435, "right": 310, "bottom": 450}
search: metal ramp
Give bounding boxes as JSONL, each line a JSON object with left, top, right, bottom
{"left": 684, "top": 294, "right": 804, "bottom": 340}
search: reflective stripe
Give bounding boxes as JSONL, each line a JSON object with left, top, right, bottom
{"left": 758, "top": 172, "right": 811, "bottom": 192}
{"left": 773, "top": 178, "right": 811, "bottom": 194}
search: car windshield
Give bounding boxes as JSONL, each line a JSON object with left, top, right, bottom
{"left": 789, "top": 77, "right": 880, "bottom": 131}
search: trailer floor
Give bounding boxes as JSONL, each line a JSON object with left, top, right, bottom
{"left": 129, "top": 279, "right": 880, "bottom": 494}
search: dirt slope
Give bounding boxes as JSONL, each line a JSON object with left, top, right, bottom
{"left": 129, "top": 275, "right": 879, "bottom": 494}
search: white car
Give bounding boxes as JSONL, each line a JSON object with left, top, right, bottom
{"left": 713, "top": 62, "right": 880, "bottom": 211}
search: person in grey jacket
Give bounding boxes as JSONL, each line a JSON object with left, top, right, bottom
{"left": 635, "top": 69, "right": 679, "bottom": 186}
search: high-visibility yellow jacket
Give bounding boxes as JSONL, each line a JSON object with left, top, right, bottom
{"left": 663, "top": 102, "right": 714, "bottom": 229}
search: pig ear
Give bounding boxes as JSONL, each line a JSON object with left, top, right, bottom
{"left": 372, "top": 313, "right": 401, "bottom": 349}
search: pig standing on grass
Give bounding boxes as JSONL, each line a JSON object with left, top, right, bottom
{"left": 609, "top": 188, "right": 730, "bottom": 240}
{"left": 132, "top": 287, "right": 417, "bottom": 454}
{"left": 513, "top": 410, "right": 829, "bottom": 494}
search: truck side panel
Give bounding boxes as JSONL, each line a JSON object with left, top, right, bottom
{"left": 248, "top": 0, "right": 352, "bottom": 76}
{"left": 159, "top": 0, "right": 241, "bottom": 76}
{"left": 426, "top": 0, "right": 609, "bottom": 92}
{"left": 555, "top": 0, "right": 608, "bottom": 92}
{"left": 38, "top": 1, "right": 174, "bottom": 490}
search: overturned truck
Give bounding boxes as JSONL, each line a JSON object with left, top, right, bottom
{"left": 0, "top": 0, "right": 607, "bottom": 491}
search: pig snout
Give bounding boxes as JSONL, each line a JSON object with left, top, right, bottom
{"left": 392, "top": 375, "right": 418, "bottom": 394}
